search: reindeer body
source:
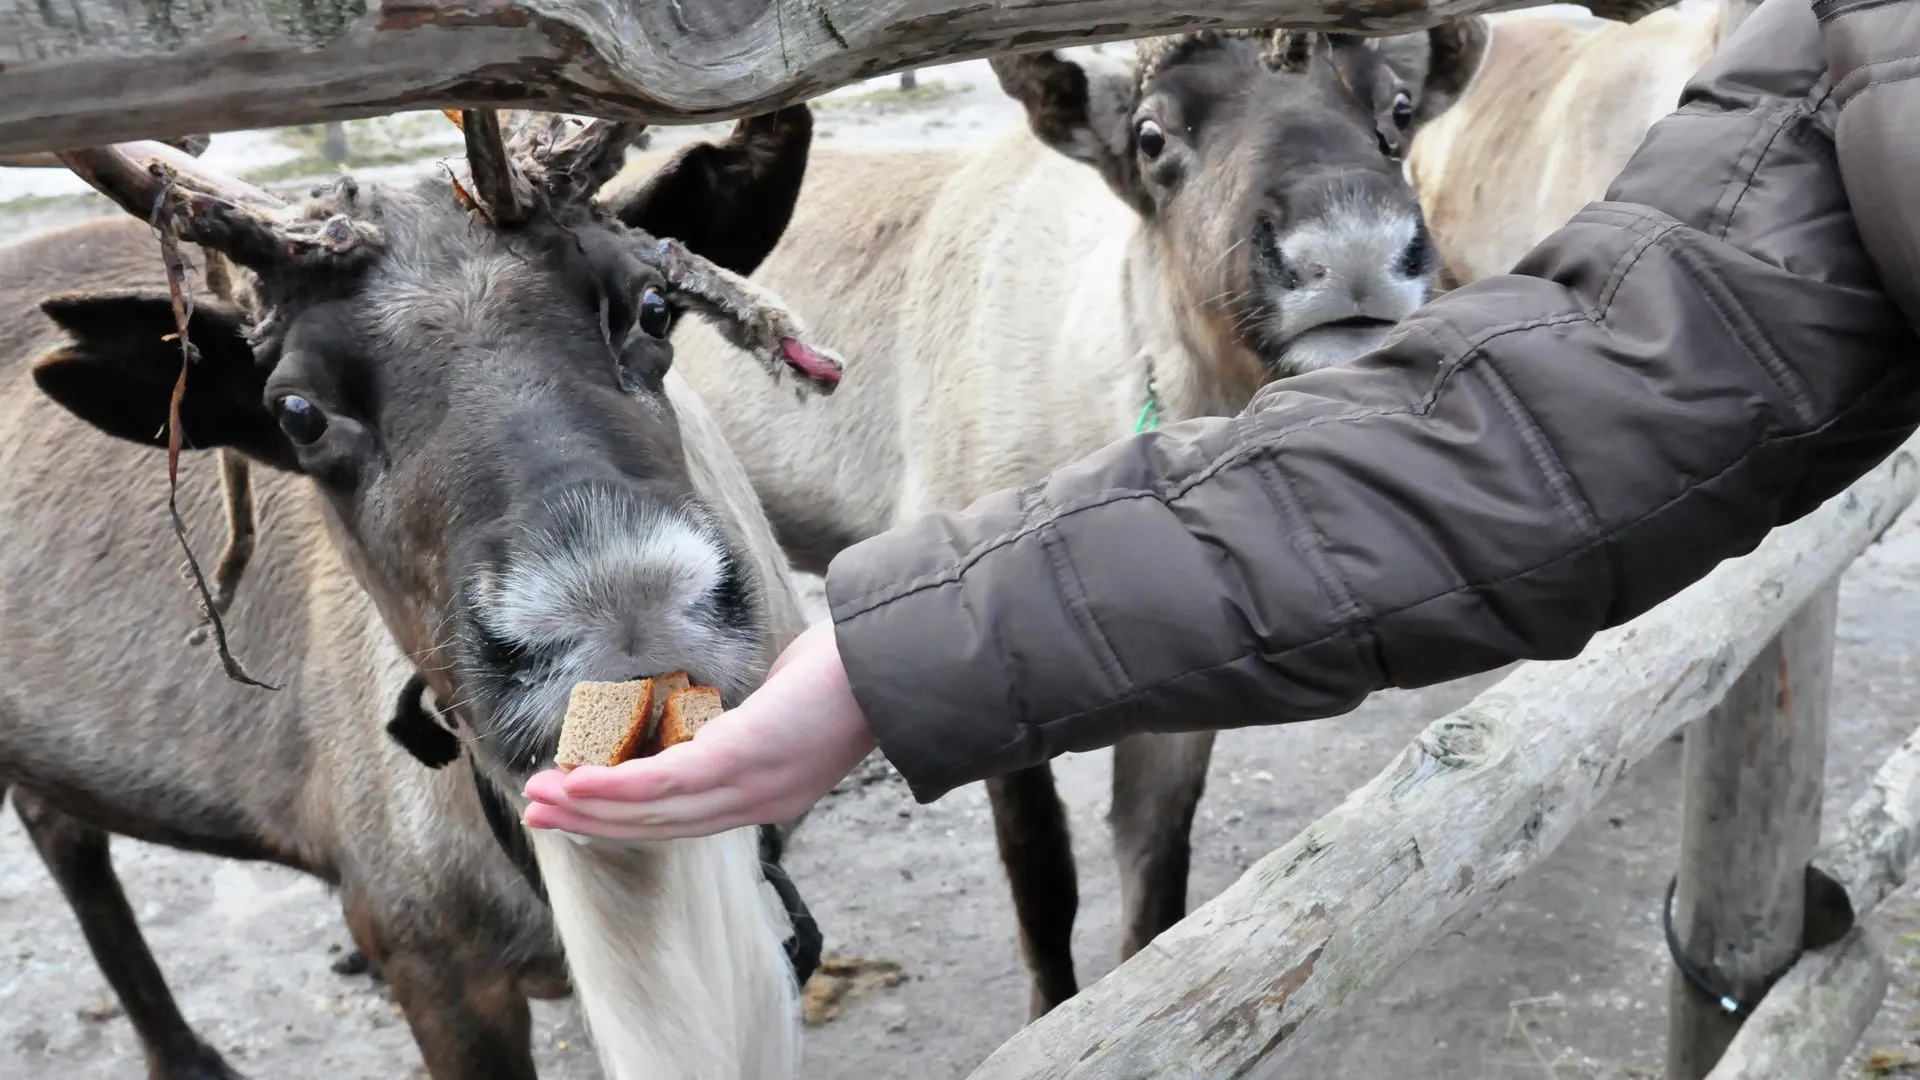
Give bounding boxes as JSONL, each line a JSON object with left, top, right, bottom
{"left": 654, "top": 138, "right": 1221, "bottom": 567}
{"left": 0, "top": 108, "right": 827, "bottom": 1080}
{"left": 1406, "top": 0, "right": 1758, "bottom": 288}
{"left": 635, "top": 27, "right": 1490, "bottom": 1018}
{"left": 0, "top": 219, "right": 561, "bottom": 1077}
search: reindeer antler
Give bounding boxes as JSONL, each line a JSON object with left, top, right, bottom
{"left": 1269, "top": 29, "right": 1321, "bottom": 73}
{"left": 458, "top": 109, "right": 649, "bottom": 226}
{"left": 1134, "top": 27, "right": 1322, "bottom": 86}
{"left": 460, "top": 110, "right": 539, "bottom": 226}
{"left": 644, "top": 237, "right": 843, "bottom": 394}
{"left": 57, "top": 142, "right": 382, "bottom": 275}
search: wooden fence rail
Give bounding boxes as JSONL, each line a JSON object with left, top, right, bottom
{"left": 0, "top": 0, "right": 1676, "bottom": 156}
{"left": 964, "top": 437, "right": 1920, "bottom": 1080}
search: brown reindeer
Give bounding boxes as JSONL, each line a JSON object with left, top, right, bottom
{"left": 0, "top": 108, "right": 836, "bottom": 1080}
{"left": 616, "top": 24, "right": 1490, "bottom": 1019}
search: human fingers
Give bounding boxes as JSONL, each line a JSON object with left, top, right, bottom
{"left": 520, "top": 799, "right": 765, "bottom": 842}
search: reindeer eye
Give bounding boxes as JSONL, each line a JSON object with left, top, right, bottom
{"left": 273, "top": 395, "right": 329, "bottom": 446}
{"left": 1136, "top": 119, "right": 1166, "bottom": 160}
{"left": 1392, "top": 91, "right": 1415, "bottom": 129}
{"left": 637, "top": 288, "right": 672, "bottom": 339}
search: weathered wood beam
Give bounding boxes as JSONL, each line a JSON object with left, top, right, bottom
{"left": 1700, "top": 925, "right": 1889, "bottom": 1079}
{"left": 0, "top": 0, "right": 1675, "bottom": 156}
{"left": 1817, "top": 721, "right": 1920, "bottom": 912}
{"left": 963, "top": 440, "right": 1920, "bottom": 1080}
{"left": 1666, "top": 585, "right": 1836, "bottom": 1079}
{"left": 0, "top": 134, "right": 210, "bottom": 169}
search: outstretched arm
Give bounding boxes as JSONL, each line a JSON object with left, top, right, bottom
{"left": 523, "top": 0, "right": 1920, "bottom": 838}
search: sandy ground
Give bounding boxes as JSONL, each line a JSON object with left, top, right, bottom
{"left": 11, "top": 9, "right": 1920, "bottom": 1078}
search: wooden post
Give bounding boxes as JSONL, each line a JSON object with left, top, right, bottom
{"left": 1666, "top": 583, "right": 1838, "bottom": 1079}
{"left": 1704, "top": 704, "right": 1920, "bottom": 1079}
{"left": 321, "top": 121, "right": 349, "bottom": 165}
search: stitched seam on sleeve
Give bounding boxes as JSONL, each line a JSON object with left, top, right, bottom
{"left": 1665, "top": 237, "right": 1817, "bottom": 418}
{"left": 1591, "top": 107, "right": 1818, "bottom": 416}
{"left": 1251, "top": 451, "right": 1368, "bottom": 624}
{"left": 1715, "top": 102, "right": 1802, "bottom": 239}
{"left": 1029, "top": 487, "right": 1132, "bottom": 695}
{"left": 1836, "top": 58, "right": 1920, "bottom": 106}
{"left": 1466, "top": 357, "right": 1602, "bottom": 536}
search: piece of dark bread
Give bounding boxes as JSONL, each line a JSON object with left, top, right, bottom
{"left": 655, "top": 686, "right": 724, "bottom": 752}
{"left": 554, "top": 673, "right": 695, "bottom": 768}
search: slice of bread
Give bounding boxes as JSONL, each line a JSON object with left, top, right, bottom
{"left": 647, "top": 672, "right": 690, "bottom": 732}
{"left": 554, "top": 672, "right": 696, "bottom": 768}
{"left": 655, "top": 686, "right": 724, "bottom": 752}
{"left": 555, "top": 679, "right": 657, "bottom": 768}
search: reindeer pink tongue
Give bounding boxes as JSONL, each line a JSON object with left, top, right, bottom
{"left": 779, "top": 338, "right": 842, "bottom": 387}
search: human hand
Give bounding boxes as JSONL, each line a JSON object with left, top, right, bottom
{"left": 520, "top": 620, "right": 876, "bottom": 841}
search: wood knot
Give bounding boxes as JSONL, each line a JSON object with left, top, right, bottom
{"left": 1417, "top": 712, "right": 1496, "bottom": 769}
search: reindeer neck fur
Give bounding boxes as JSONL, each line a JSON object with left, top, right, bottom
{"left": 972, "top": 135, "right": 1269, "bottom": 437}
{"left": 1117, "top": 227, "right": 1272, "bottom": 426}
{"left": 527, "top": 828, "right": 799, "bottom": 1080}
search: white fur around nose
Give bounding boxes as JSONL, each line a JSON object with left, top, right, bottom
{"left": 1267, "top": 201, "right": 1431, "bottom": 375}
{"left": 472, "top": 488, "right": 763, "bottom": 765}
{"left": 479, "top": 490, "right": 728, "bottom": 652}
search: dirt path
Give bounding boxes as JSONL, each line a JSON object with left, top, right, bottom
{"left": 10, "top": 14, "right": 1920, "bottom": 1077}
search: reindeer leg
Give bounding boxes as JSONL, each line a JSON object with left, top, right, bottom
{"left": 986, "top": 764, "right": 1079, "bottom": 1020}
{"left": 11, "top": 790, "right": 244, "bottom": 1080}
{"left": 374, "top": 944, "right": 537, "bottom": 1079}
{"left": 1109, "top": 730, "right": 1217, "bottom": 960}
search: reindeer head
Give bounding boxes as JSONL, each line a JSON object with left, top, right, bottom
{"left": 32, "top": 108, "right": 834, "bottom": 780}
{"left": 991, "top": 20, "right": 1488, "bottom": 382}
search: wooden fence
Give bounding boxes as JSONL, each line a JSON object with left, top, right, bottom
{"left": 6, "top": 1, "right": 1910, "bottom": 1074}
{"left": 961, "top": 436, "right": 1920, "bottom": 1080}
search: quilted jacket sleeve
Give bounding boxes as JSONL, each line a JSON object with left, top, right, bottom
{"left": 823, "top": 0, "right": 1920, "bottom": 804}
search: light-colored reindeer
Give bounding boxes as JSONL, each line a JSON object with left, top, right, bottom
{"left": 620, "top": 22, "right": 1491, "bottom": 1018}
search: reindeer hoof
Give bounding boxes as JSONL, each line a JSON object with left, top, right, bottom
{"left": 149, "top": 1041, "right": 248, "bottom": 1080}
{"left": 330, "top": 948, "right": 371, "bottom": 977}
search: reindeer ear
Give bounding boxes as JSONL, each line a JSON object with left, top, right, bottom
{"left": 1374, "top": 17, "right": 1491, "bottom": 131}
{"left": 989, "top": 50, "right": 1149, "bottom": 215}
{"left": 32, "top": 291, "right": 299, "bottom": 471}
{"left": 600, "top": 105, "right": 813, "bottom": 277}
{"left": 1417, "top": 17, "right": 1491, "bottom": 123}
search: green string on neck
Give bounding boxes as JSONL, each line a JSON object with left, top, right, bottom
{"left": 1133, "top": 366, "right": 1163, "bottom": 434}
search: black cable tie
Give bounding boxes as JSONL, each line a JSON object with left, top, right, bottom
{"left": 1663, "top": 875, "right": 1751, "bottom": 1019}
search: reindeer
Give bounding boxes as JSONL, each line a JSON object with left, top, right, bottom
{"left": 609, "top": 23, "right": 1491, "bottom": 1019}
{"left": 1406, "top": 0, "right": 1757, "bottom": 287}
{"left": 0, "top": 107, "right": 839, "bottom": 1080}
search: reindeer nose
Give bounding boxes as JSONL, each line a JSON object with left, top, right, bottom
{"left": 1301, "top": 263, "right": 1329, "bottom": 284}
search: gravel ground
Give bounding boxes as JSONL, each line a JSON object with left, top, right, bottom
{"left": 12, "top": 11, "right": 1920, "bottom": 1078}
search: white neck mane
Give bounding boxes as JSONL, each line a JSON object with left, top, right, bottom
{"left": 530, "top": 828, "right": 801, "bottom": 1080}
